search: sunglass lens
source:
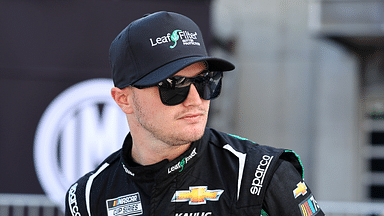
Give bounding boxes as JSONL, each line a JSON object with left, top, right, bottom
{"left": 159, "top": 85, "right": 190, "bottom": 106}
{"left": 158, "top": 71, "right": 223, "bottom": 106}
{"left": 197, "top": 72, "right": 222, "bottom": 100}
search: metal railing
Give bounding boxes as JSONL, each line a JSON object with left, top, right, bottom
{"left": 0, "top": 194, "right": 384, "bottom": 216}
{"left": 0, "top": 194, "right": 63, "bottom": 216}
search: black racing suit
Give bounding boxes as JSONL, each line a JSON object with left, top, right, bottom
{"left": 65, "top": 128, "right": 325, "bottom": 216}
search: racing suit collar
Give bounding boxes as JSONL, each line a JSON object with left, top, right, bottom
{"left": 120, "top": 129, "right": 211, "bottom": 181}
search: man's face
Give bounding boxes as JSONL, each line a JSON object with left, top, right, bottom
{"left": 130, "top": 62, "right": 210, "bottom": 146}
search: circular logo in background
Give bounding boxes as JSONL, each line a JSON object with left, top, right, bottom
{"left": 34, "top": 79, "right": 129, "bottom": 210}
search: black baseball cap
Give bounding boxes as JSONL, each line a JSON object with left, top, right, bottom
{"left": 109, "top": 11, "right": 235, "bottom": 89}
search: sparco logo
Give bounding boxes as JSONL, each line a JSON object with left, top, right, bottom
{"left": 168, "top": 148, "right": 197, "bottom": 174}
{"left": 34, "top": 79, "right": 129, "bottom": 210}
{"left": 250, "top": 155, "right": 274, "bottom": 195}
{"left": 68, "top": 183, "right": 80, "bottom": 216}
{"left": 150, "top": 29, "right": 201, "bottom": 49}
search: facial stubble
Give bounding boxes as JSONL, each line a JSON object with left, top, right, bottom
{"left": 131, "top": 89, "right": 207, "bottom": 146}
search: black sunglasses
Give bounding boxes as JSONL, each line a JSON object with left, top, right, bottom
{"left": 133, "top": 70, "right": 223, "bottom": 106}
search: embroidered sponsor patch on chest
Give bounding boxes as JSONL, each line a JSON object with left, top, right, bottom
{"left": 171, "top": 186, "right": 224, "bottom": 205}
{"left": 106, "top": 193, "right": 143, "bottom": 216}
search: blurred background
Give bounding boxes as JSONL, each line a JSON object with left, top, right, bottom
{"left": 1, "top": 0, "right": 384, "bottom": 215}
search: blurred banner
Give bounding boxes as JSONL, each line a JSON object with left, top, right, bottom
{"left": 0, "top": 0, "right": 211, "bottom": 208}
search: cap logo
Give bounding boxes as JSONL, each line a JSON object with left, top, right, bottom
{"left": 170, "top": 30, "right": 182, "bottom": 48}
{"left": 149, "top": 29, "right": 201, "bottom": 49}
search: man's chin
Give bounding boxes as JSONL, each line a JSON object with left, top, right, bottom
{"left": 172, "top": 127, "right": 205, "bottom": 146}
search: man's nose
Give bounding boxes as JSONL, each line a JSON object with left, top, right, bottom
{"left": 182, "top": 84, "right": 203, "bottom": 106}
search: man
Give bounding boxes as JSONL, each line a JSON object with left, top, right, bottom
{"left": 65, "top": 11, "right": 325, "bottom": 216}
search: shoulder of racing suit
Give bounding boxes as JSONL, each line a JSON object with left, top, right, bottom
{"left": 65, "top": 149, "right": 121, "bottom": 216}
{"left": 208, "top": 129, "right": 304, "bottom": 215}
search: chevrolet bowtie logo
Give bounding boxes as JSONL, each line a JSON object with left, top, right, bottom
{"left": 171, "top": 186, "right": 224, "bottom": 205}
{"left": 293, "top": 181, "right": 308, "bottom": 199}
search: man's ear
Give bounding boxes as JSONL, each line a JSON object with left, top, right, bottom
{"left": 111, "top": 87, "right": 134, "bottom": 114}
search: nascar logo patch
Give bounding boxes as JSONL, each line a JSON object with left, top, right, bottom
{"left": 106, "top": 193, "right": 143, "bottom": 216}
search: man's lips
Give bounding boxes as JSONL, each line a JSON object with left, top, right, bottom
{"left": 179, "top": 113, "right": 203, "bottom": 119}
{"left": 177, "top": 112, "right": 206, "bottom": 121}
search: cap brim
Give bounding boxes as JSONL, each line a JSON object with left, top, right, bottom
{"left": 132, "top": 56, "right": 235, "bottom": 87}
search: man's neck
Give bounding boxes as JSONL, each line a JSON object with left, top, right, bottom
{"left": 130, "top": 135, "right": 191, "bottom": 166}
